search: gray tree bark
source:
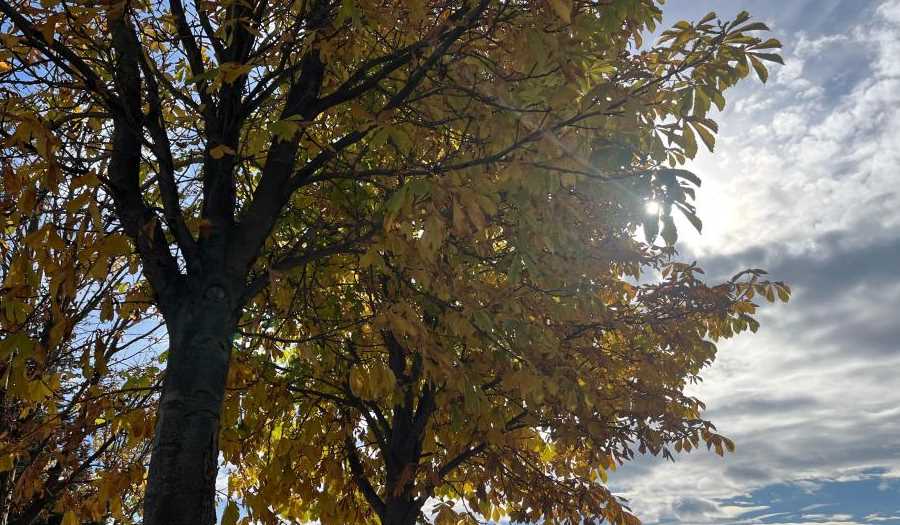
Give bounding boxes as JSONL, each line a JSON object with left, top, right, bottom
{"left": 143, "top": 282, "right": 237, "bottom": 525}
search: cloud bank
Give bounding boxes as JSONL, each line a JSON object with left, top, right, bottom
{"left": 609, "top": 1, "right": 900, "bottom": 523}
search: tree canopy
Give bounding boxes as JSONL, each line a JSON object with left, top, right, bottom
{"left": 0, "top": 0, "right": 786, "bottom": 524}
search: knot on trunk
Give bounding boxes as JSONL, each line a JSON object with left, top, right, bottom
{"left": 203, "top": 285, "right": 227, "bottom": 302}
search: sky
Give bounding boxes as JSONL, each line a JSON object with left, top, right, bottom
{"left": 608, "top": 1, "right": 900, "bottom": 524}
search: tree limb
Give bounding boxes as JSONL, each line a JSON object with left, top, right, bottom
{"left": 345, "top": 435, "right": 386, "bottom": 517}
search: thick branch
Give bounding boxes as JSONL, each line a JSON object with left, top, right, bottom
{"left": 230, "top": 0, "right": 489, "bottom": 286}
{"left": 137, "top": 36, "right": 201, "bottom": 271}
{"left": 345, "top": 435, "right": 386, "bottom": 517}
{"left": 197, "top": 0, "right": 260, "bottom": 246}
{"left": 106, "top": 8, "right": 182, "bottom": 308}
{"left": 227, "top": 50, "right": 326, "bottom": 276}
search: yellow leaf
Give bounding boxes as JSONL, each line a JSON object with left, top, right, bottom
{"left": 0, "top": 454, "right": 14, "bottom": 472}
{"left": 434, "top": 506, "right": 458, "bottom": 525}
{"left": 209, "top": 144, "right": 236, "bottom": 159}
{"left": 38, "top": 15, "right": 59, "bottom": 44}
{"left": 218, "top": 62, "right": 253, "bottom": 84}
{"left": 197, "top": 219, "right": 215, "bottom": 239}
{"left": 26, "top": 378, "right": 53, "bottom": 401}
{"left": 713, "top": 439, "right": 724, "bottom": 456}
{"left": 269, "top": 119, "right": 301, "bottom": 142}
{"left": 547, "top": 0, "right": 572, "bottom": 23}
{"left": 359, "top": 246, "right": 383, "bottom": 269}
{"left": 221, "top": 500, "right": 239, "bottom": 525}
{"left": 65, "top": 191, "right": 91, "bottom": 213}
{"left": 350, "top": 103, "right": 373, "bottom": 123}
{"left": 692, "top": 121, "right": 716, "bottom": 152}
{"left": 89, "top": 258, "right": 109, "bottom": 282}
{"left": 0, "top": 61, "right": 11, "bottom": 73}
{"left": 723, "top": 437, "right": 736, "bottom": 453}
{"left": 349, "top": 366, "right": 367, "bottom": 398}
{"left": 97, "top": 234, "right": 132, "bottom": 264}
{"left": 61, "top": 511, "right": 79, "bottom": 525}
{"left": 94, "top": 339, "right": 108, "bottom": 376}
{"left": 597, "top": 466, "right": 608, "bottom": 482}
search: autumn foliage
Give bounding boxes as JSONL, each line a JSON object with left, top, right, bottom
{"left": 1, "top": 1, "right": 786, "bottom": 524}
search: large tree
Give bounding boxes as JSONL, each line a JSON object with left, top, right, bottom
{"left": 215, "top": 8, "right": 786, "bottom": 525}
{"left": 0, "top": 0, "right": 784, "bottom": 523}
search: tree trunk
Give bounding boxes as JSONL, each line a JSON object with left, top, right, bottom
{"left": 143, "top": 283, "right": 237, "bottom": 525}
{"left": 381, "top": 497, "right": 420, "bottom": 525}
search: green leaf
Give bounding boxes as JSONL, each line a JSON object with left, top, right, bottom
{"left": 269, "top": 119, "right": 301, "bottom": 142}
{"left": 703, "top": 86, "right": 726, "bottom": 111}
{"left": 776, "top": 284, "right": 791, "bottom": 302}
{"left": 389, "top": 127, "right": 413, "bottom": 153}
{"left": 693, "top": 87, "right": 710, "bottom": 117}
{"left": 675, "top": 202, "right": 703, "bottom": 233}
{"left": 698, "top": 11, "right": 717, "bottom": 25}
{"left": 662, "top": 168, "right": 701, "bottom": 187}
{"left": 335, "top": 0, "right": 361, "bottom": 27}
{"left": 677, "top": 88, "right": 694, "bottom": 114}
{"left": 733, "top": 22, "right": 770, "bottom": 33}
{"left": 643, "top": 215, "right": 659, "bottom": 244}
{"left": 679, "top": 124, "right": 698, "bottom": 158}
{"left": 691, "top": 122, "right": 716, "bottom": 152}
{"left": 508, "top": 255, "right": 524, "bottom": 284}
{"left": 749, "top": 55, "right": 768, "bottom": 83}
{"left": 661, "top": 215, "right": 678, "bottom": 246}
{"left": 754, "top": 38, "right": 783, "bottom": 50}
{"left": 697, "top": 117, "right": 719, "bottom": 133}
{"left": 735, "top": 56, "right": 751, "bottom": 78}
{"left": 752, "top": 52, "right": 785, "bottom": 65}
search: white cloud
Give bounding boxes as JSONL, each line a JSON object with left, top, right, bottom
{"left": 802, "top": 504, "right": 836, "bottom": 512}
{"left": 676, "top": 0, "right": 900, "bottom": 259}
{"left": 612, "top": 1, "right": 900, "bottom": 523}
{"left": 865, "top": 513, "right": 900, "bottom": 522}
{"left": 793, "top": 33, "right": 850, "bottom": 56}
{"left": 771, "top": 111, "right": 807, "bottom": 138}
{"left": 876, "top": 0, "right": 900, "bottom": 23}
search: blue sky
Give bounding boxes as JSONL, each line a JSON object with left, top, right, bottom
{"left": 608, "top": 1, "right": 900, "bottom": 524}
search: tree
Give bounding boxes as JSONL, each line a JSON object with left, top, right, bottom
{"left": 214, "top": 8, "right": 786, "bottom": 525}
{"left": 0, "top": 1, "right": 784, "bottom": 523}
{"left": 226, "top": 252, "right": 787, "bottom": 525}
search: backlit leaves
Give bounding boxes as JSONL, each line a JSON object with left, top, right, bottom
{"left": 0, "top": 0, "right": 786, "bottom": 523}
